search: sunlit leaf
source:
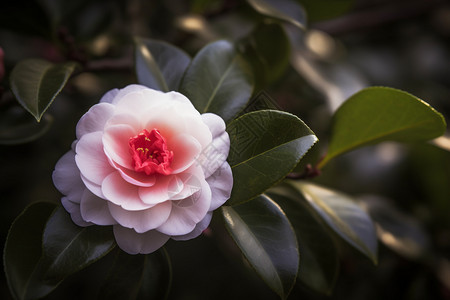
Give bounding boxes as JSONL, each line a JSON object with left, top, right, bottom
{"left": 226, "top": 110, "right": 317, "bottom": 205}
{"left": 246, "top": 0, "right": 306, "bottom": 30}
{"left": 222, "top": 194, "right": 298, "bottom": 299}
{"left": 134, "top": 37, "right": 191, "bottom": 92}
{"left": 4, "top": 202, "right": 57, "bottom": 300}
{"left": 268, "top": 187, "right": 339, "bottom": 294}
{"left": 41, "top": 207, "right": 115, "bottom": 283}
{"left": 10, "top": 59, "right": 77, "bottom": 122}
{"left": 319, "top": 87, "right": 447, "bottom": 168}
{"left": 288, "top": 181, "right": 378, "bottom": 264}
{"left": 179, "top": 40, "right": 254, "bottom": 122}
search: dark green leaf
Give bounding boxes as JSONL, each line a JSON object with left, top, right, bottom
{"left": 226, "top": 110, "right": 317, "bottom": 205}
{"left": 299, "top": 0, "right": 354, "bottom": 22}
{"left": 179, "top": 40, "right": 254, "bottom": 122}
{"left": 0, "top": 106, "right": 53, "bottom": 145}
{"left": 246, "top": 0, "right": 306, "bottom": 30}
{"left": 4, "top": 202, "right": 57, "bottom": 300}
{"left": 287, "top": 181, "right": 378, "bottom": 263}
{"left": 41, "top": 207, "right": 115, "bottom": 283}
{"left": 134, "top": 38, "right": 191, "bottom": 92}
{"left": 319, "top": 87, "right": 447, "bottom": 168}
{"left": 10, "top": 59, "right": 77, "bottom": 122}
{"left": 98, "top": 248, "right": 172, "bottom": 300}
{"left": 222, "top": 194, "right": 298, "bottom": 299}
{"left": 268, "top": 187, "right": 339, "bottom": 294}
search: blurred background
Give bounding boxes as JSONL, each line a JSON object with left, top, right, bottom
{"left": 1, "top": 0, "right": 450, "bottom": 299}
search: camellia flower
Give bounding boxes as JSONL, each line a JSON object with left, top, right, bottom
{"left": 52, "top": 85, "right": 233, "bottom": 254}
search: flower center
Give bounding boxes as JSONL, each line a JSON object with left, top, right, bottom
{"left": 129, "top": 129, "right": 173, "bottom": 175}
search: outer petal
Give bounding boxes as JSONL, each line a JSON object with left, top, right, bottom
{"left": 196, "top": 130, "right": 230, "bottom": 178}
{"left": 99, "top": 88, "right": 119, "bottom": 103}
{"left": 206, "top": 162, "right": 233, "bottom": 211}
{"left": 80, "top": 189, "right": 117, "bottom": 225}
{"left": 76, "top": 131, "right": 115, "bottom": 184}
{"left": 108, "top": 201, "right": 171, "bottom": 233}
{"left": 157, "top": 176, "right": 212, "bottom": 236}
{"left": 76, "top": 102, "right": 115, "bottom": 139}
{"left": 108, "top": 84, "right": 148, "bottom": 105}
{"left": 53, "top": 150, "right": 84, "bottom": 203}
{"left": 201, "top": 113, "right": 226, "bottom": 138}
{"left": 62, "top": 197, "right": 92, "bottom": 227}
{"left": 102, "top": 172, "right": 154, "bottom": 211}
{"left": 113, "top": 226, "right": 170, "bottom": 255}
{"left": 171, "top": 212, "right": 212, "bottom": 241}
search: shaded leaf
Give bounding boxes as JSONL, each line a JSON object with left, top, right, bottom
{"left": 226, "top": 110, "right": 317, "bottom": 205}
{"left": 319, "top": 87, "right": 447, "bottom": 168}
{"left": 246, "top": 0, "right": 306, "bottom": 30}
{"left": 134, "top": 37, "right": 191, "bottom": 92}
{"left": 268, "top": 187, "right": 339, "bottom": 294}
{"left": 222, "top": 194, "right": 298, "bottom": 299}
{"left": 4, "top": 202, "right": 57, "bottom": 300}
{"left": 41, "top": 207, "right": 115, "bottom": 283}
{"left": 179, "top": 40, "right": 254, "bottom": 122}
{"left": 299, "top": 0, "right": 354, "bottom": 22}
{"left": 10, "top": 59, "right": 77, "bottom": 121}
{"left": 288, "top": 181, "right": 378, "bottom": 263}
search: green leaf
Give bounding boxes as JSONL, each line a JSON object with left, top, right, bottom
{"left": 41, "top": 207, "right": 115, "bottom": 283}
{"left": 98, "top": 248, "right": 172, "bottom": 300}
{"left": 0, "top": 106, "right": 53, "bottom": 145}
{"left": 268, "top": 187, "right": 339, "bottom": 295}
{"left": 179, "top": 40, "right": 254, "bottom": 122}
{"left": 4, "top": 202, "right": 57, "bottom": 300}
{"left": 222, "top": 194, "right": 299, "bottom": 299}
{"left": 299, "top": 0, "right": 354, "bottom": 22}
{"left": 10, "top": 59, "right": 77, "bottom": 122}
{"left": 246, "top": 0, "right": 306, "bottom": 30}
{"left": 287, "top": 181, "right": 378, "bottom": 264}
{"left": 319, "top": 87, "right": 447, "bottom": 168}
{"left": 134, "top": 37, "right": 191, "bottom": 92}
{"left": 226, "top": 110, "right": 317, "bottom": 205}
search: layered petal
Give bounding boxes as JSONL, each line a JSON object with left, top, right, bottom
{"left": 61, "top": 197, "right": 92, "bottom": 227}
{"left": 169, "top": 133, "right": 202, "bottom": 174}
{"left": 171, "top": 212, "right": 212, "bottom": 241}
{"left": 53, "top": 150, "right": 84, "bottom": 203}
{"left": 76, "top": 102, "right": 115, "bottom": 139}
{"left": 103, "top": 124, "right": 136, "bottom": 169}
{"left": 206, "top": 162, "right": 233, "bottom": 211}
{"left": 80, "top": 189, "right": 117, "bottom": 225}
{"left": 138, "top": 174, "right": 184, "bottom": 205}
{"left": 113, "top": 226, "right": 170, "bottom": 255}
{"left": 196, "top": 130, "right": 230, "bottom": 178}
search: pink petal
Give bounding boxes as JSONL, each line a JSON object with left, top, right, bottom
{"left": 196, "top": 130, "right": 230, "bottom": 178}
{"left": 108, "top": 201, "right": 171, "bottom": 233}
{"left": 206, "top": 162, "right": 233, "bottom": 211}
{"left": 168, "top": 165, "right": 204, "bottom": 200}
{"left": 201, "top": 113, "right": 226, "bottom": 138}
{"left": 138, "top": 174, "right": 184, "bottom": 205}
{"left": 76, "top": 102, "right": 115, "bottom": 139}
{"left": 169, "top": 134, "right": 202, "bottom": 174}
{"left": 62, "top": 196, "right": 92, "bottom": 227}
{"left": 103, "top": 124, "right": 136, "bottom": 169}
{"left": 76, "top": 131, "right": 115, "bottom": 184}
{"left": 113, "top": 226, "right": 170, "bottom": 254}
{"left": 80, "top": 190, "right": 117, "bottom": 225}
{"left": 103, "top": 113, "right": 142, "bottom": 133}
{"left": 102, "top": 172, "right": 154, "bottom": 211}
{"left": 156, "top": 177, "right": 212, "bottom": 236}
{"left": 171, "top": 212, "right": 212, "bottom": 241}
{"left": 80, "top": 174, "right": 104, "bottom": 198}
{"left": 110, "top": 158, "right": 157, "bottom": 187}
{"left": 99, "top": 88, "right": 119, "bottom": 103}
{"left": 53, "top": 150, "right": 84, "bottom": 203}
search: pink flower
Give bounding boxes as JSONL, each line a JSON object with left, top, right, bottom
{"left": 53, "top": 85, "right": 233, "bottom": 254}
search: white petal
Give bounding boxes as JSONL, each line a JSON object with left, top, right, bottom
{"left": 168, "top": 165, "right": 204, "bottom": 200}
{"left": 196, "top": 130, "right": 230, "bottom": 178}
{"left": 108, "top": 201, "right": 171, "bottom": 233}
{"left": 157, "top": 177, "right": 211, "bottom": 236}
{"left": 109, "top": 84, "right": 148, "bottom": 105}
{"left": 61, "top": 197, "right": 92, "bottom": 227}
{"left": 171, "top": 212, "right": 212, "bottom": 241}
{"left": 76, "top": 131, "right": 115, "bottom": 184}
{"left": 102, "top": 124, "right": 136, "bottom": 170}
{"left": 102, "top": 172, "right": 154, "bottom": 210}
{"left": 207, "top": 162, "right": 233, "bottom": 211}
{"left": 201, "top": 113, "right": 226, "bottom": 138}
{"left": 53, "top": 150, "right": 84, "bottom": 203}
{"left": 80, "top": 189, "right": 117, "bottom": 225}
{"left": 76, "top": 102, "right": 115, "bottom": 139}
{"left": 99, "top": 88, "right": 119, "bottom": 103}
{"left": 113, "top": 226, "right": 170, "bottom": 255}
{"left": 169, "top": 134, "right": 202, "bottom": 174}
{"left": 138, "top": 174, "right": 183, "bottom": 205}
{"left": 80, "top": 174, "right": 104, "bottom": 198}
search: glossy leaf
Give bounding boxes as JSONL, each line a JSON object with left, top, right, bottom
{"left": 10, "top": 59, "right": 77, "bottom": 122}
{"left": 226, "top": 110, "right": 317, "bottom": 205}
{"left": 288, "top": 181, "right": 378, "bottom": 264}
{"left": 0, "top": 106, "right": 53, "bottom": 145}
{"left": 134, "top": 37, "right": 191, "bottom": 92}
{"left": 98, "top": 248, "right": 172, "bottom": 300}
{"left": 246, "top": 0, "right": 306, "bottom": 30}
{"left": 179, "top": 40, "right": 254, "bottom": 122}
{"left": 41, "top": 207, "right": 115, "bottom": 283}
{"left": 319, "top": 87, "right": 447, "bottom": 168}
{"left": 4, "top": 202, "right": 57, "bottom": 300}
{"left": 268, "top": 188, "right": 339, "bottom": 294}
{"left": 222, "top": 194, "right": 299, "bottom": 299}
